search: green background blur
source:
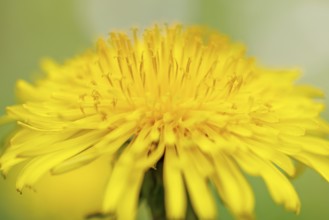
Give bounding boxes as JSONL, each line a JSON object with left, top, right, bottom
{"left": 1, "top": 0, "right": 329, "bottom": 219}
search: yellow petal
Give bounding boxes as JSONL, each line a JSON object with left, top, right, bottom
{"left": 137, "top": 140, "right": 165, "bottom": 169}
{"left": 14, "top": 130, "right": 80, "bottom": 157}
{"left": 227, "top": 124, "right": 253, "bottom": 137}
{"left": 236, "top": 152, "right": 300, "bottom": 213}
{"left": 163, "top": 124, "right": 177, "bottom": 145}
{"left": 244, "top": 139, "right": 295, "bottom": 176}
{"left": 16, "top": 130, "right": 104, "bottom": 191}
{"left": 187, "top": 147, "right": 214, "bottom": 178}
{"left": 163, "top": 146, "right": 187, "bottom": 219}
{"left": 269, "top": 152, "right": 295, "bottom": 177}
{"left": 102, "top": 135, "right": 148, "bottom": 214}
{"left": 180, "top": 148, "right": 217, "bottom": 219}
{"left": 51, "top": 151, "right": 99, "bottom": 175}
{"left": 281, "top": 135, "right": 329, "bottom": 155}
{"left": 213, "top": 153, "right": 254, "bottom": 218}
{"left": 295, "top": 152, "right": 329, "bottom": 182}
{"left": 271, "top": 124, "right": 305, "bottom": 136}
{"left": 128, "top": 126, "right": 153, "bottom": 154}
{"left": 102, "top": 161, "right": 128, "bottom": 213}
{"left": 16, "top": 80, "right": 47, "bottom": 101}
{"left": 117, "top": 169, "right": 145, "bottom": 220}
{"left": 93, "top": 121, "right": 136, "bottom": 152}
{"left": 192, "top": 133, "right": 222, "bottom": 154}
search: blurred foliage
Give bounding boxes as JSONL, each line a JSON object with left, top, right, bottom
{"left": 0, "top": 0, "right": 90, "bottom": 110}
{"left": 198, "top": 0, "right": 329, "bottom": 91}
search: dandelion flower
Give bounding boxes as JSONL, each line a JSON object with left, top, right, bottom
{"left": 1, "top": 24, "right": 329, "bottom": 220}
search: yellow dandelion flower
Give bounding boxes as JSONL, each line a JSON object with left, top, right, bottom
{"left": 1, "top": 24, "right": 329, "bottom": 220}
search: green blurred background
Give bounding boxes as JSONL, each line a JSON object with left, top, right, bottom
{"left": 0, "top": 0, "right": 329, "bottom": 219}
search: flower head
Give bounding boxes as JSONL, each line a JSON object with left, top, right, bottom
{"left": 1, "top": 24, "right": 329, "bottom": 220}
